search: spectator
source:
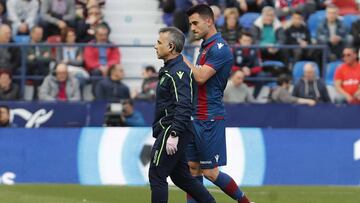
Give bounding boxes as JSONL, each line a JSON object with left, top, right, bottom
{"left": 39, "top": 0, "right": 76, "bottom": 39}
{"left": 38, "top": 63, "right": 81, "bottom": 101}
{"left": 334, "top": 47, "right": 360, "bottom": 104}
{"left": 0, "top": 70, "right": 19, "bottom": 100}
{"left": 210, "top": 5, "right": 221, "bottom": 26}
{"left": 251, "top": 6, "right": 287, "bottom": 63}
{"left": 351, "top": 18, "right": 360, "bottom": 51}
{"left": 57, "top": 28, "right": 89, "bottom": 88}
{"left": 0, "top": 105, "right": 14, "bottom": 127}
{"left": 233, "top": 31, "right": 262, "bottom": 76}
{"left": 6, "top": 0, "right": 39, "bottom": 36}
{"left": 218, "top": 7, "right": 243, "bottom": 45}
{"left": 244, "top": 0, "right": 273, "bottom": 13}
{"left": 120, "top": 99, "right": 146, "bottom": 126}
{"left": 134, "top": 65, "right": 158, "bottom": 101}
{"left": 285, "top": 12, "right": 311, "bottom": 61}
{"left": 84, "top": 23, "right": 120, "bottom": 77}
{"left": 27, "top": 26, "right": 52, "bottom": 79}
{"left": 292, "top": 63, "right": 331, "bottom": 103}
{"left": 317, "top": 5, "right": 351, "bottom": 61}
{"left": 224, "top": 0, "right": 248, "bottom": 14}
{"left": 0, "top": 0, "right": 9, "bottom": 25}
{"left": 76, "top": 0, "right": 106, "bottom": 19}
{"left": 76, "top": 4, "right": 109, "bottom": 42}
{"left": 94, "top": 64, "right": 130, "bottom": 101}
{"left": 0, "top": 24, "right": 20, "bottom": 74}
{"left": 275, "top": 0, "right": 315, "bottom": 21}
{"left": 233, "top": 31, "right": 265, "bottom": 97}
{"left": 271, "top": 74, "right": 316, "bottom": 105}
{"left": 224, "top": 70, "right": 256, "bottom": 103}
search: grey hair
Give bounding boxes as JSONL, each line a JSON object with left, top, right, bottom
{"left": 159, "top": 27, "right": 185, "bottom": 53}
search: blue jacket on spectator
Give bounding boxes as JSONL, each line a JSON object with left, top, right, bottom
{"left": 124, "top": 111, "right": 146, "bottom": 126}
{"left": 94, "top": 77, "right": 130, "bottom": 101}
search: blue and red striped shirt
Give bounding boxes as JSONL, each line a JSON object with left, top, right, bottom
{"left": 194, "top": 33, "right": 233, "bottom": 120}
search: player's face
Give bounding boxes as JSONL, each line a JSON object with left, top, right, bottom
{"left": 154, "top": 32, "right": 171, "bottom": 60}
{"left": 189, "top": 13, "right": 211, "bottom": 40}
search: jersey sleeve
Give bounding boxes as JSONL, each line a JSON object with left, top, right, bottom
{"left": 204, "top": 44, "right": 233, "bottom": 72}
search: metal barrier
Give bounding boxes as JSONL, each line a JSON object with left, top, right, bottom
{"left": 0, "top": 43, "right": 328, "bottom": 99}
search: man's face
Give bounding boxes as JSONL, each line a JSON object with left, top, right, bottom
{"left": 292, "top": 14, "right": 303, "bottom": 27}
{"left": 232, "top": 71, "right": 244, "bottom": 86}
{"left": 0, "top": 73, "right": 11, "bottom": 89}
{"left": 95, "top": 27, "right": 109, "bottom": 43}
{"left": 342, "top": 48, "right": 357, "bottom": 65}
{"left": 154, "top": 32, "right": 171, "bottom": 60}
{"left": 327, "top": 8, "right": 338, "bottom": 23}
{"left": 239, "top": 35, "right": 253, "bottom": 46}
{"left": 122, "top": 103, "right": 133, "bottom": 117}
{"left": 0, "top": 25, "right": 11, "bottom": 43}
{"left": 56, "top": 64, "right": 68, "bottom": 82}
{"left": 0, "top": 107, "right": 10, "bottom": 125}
{"left": 303, "top": 64, "right": 315, "bottom": 81}
{"left": 31, "top": 28, "right": 43, "bottom": 43}
{"left": 189, "top": 13, "right": 211, "bottom": 40}
{"left": 111, "top": 65, "right": 124, "bottom": 81}
{"left": 263, "top": 10, "right": 275, "bottom": 25}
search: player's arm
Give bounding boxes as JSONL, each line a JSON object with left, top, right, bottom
{"left": 183, "top": 56, "right": 216, "bottom": 85}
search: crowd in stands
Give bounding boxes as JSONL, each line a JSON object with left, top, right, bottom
{"left": 161, "top": 0, "right": 360, "bottom": 105}
{"left": 0, "top": 0, "right": 358, "bottom": 110}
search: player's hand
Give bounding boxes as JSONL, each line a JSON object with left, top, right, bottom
{"left": 166, "top": 136, "right": 178, "bottom": 155}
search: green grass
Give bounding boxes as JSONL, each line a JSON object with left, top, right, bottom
{"left": 0, "top": 185, "right": 359, "bottom": 203}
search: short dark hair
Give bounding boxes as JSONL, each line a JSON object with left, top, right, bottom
{"left": 277, "top": 74, "right": 291, "bottom": 86}
{"left": 0, "top": 105, "right": 10, "bottom": 114}
{"left": 122, "top": 99, "right": 134, "bottom": 106}
{"left": 159, "top": 27, "right": 185, "bottom": 53}
{"left": 145, "top": 65, "right": 156, "bottom": 74}
{"left": 186, "top": 4, "right": 214, "bottom": 22}
{"left": 240, "top": 31, "right": 253, "bottom": 39}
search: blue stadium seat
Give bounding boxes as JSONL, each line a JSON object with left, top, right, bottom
{"left": 342, "top": 14, "right": 360, "bottom": 31}
{"left": 293, "top": 61, "right": 320, "bottom": 82}
{"left": 14, "top": 35, "right": 30, "bottom": 43}
{"left": 307, "top": 10, "right": 326, "bottom": 39}
{"left": 262, "top": 60, "right": 285, "bottom": 69}
{"left": 239, "top": 12, "right": 260, "bottom": 30}
{"left": 326, "top": 60, "right": 343, "bottom": 85}
{"left": 216, "top": 15, "right": 225, "bottom": 27}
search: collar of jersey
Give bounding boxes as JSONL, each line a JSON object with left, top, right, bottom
{"left": 164, "top": 54, "right": 183, "bottom": 70}
{"left": 201, "top": 32, "right": 221, "bottom": 47}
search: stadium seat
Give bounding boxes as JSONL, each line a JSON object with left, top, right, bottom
{"left": 216, "top": 15, "right": 225, "bottom": 27}
{"left": 292, "top": 61, "right": 320, "bottom": 82}
{"left": 326, "top": 60, "right": 343, "bottom": 85}
{"left": 239, "top": 12, "right": 260, "bottom": 30}
{"left": 307, "top": 10, "right": 326, "bottom": 39}
{"left": 262, "top": 60, "right": 286, "bottom": 69}
{"left": 14, "top": 35, "right": 30, "bottom": 43}
{"left": 342, "top": 14, "right": 360, "bottom": 31}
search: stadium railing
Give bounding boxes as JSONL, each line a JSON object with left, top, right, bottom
{"left": 0, "top": 43, "right": 328, "bottom": 99}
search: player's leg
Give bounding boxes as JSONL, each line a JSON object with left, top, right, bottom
{"left": 186, "top": 121, "right": 204, "bottom": 203}
{"left": 200, "top": 120, "right": 251, "bottom": 203}
{"left": 170, "top": 153, "right": 216, "bottom": 203}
